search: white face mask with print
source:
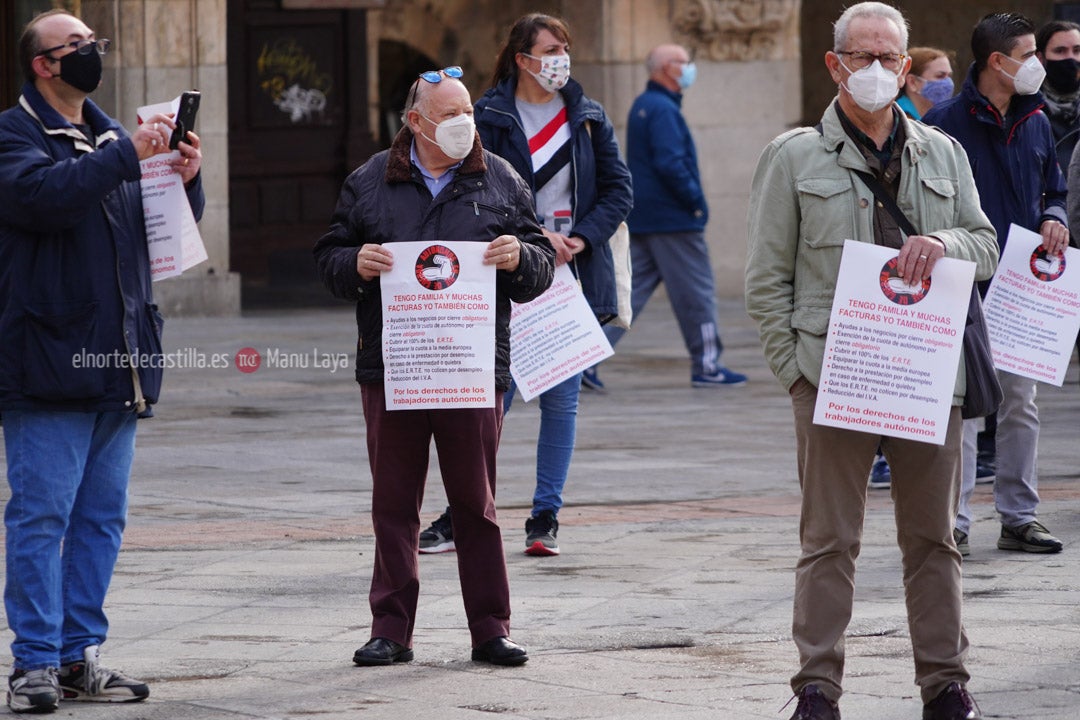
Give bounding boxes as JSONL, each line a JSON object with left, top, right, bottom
{"left": 421, "top": 112, "right": 475, "bottom": 159}
{"left": 999, "top": 54, "right": 1046, "bottom": 96}
{"left": 841, "top": 59, "right": 900, "bottom": 113}
{"left": 524, "top": 53, "right": 570, "bottom": 91}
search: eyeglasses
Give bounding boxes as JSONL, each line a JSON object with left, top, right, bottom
{"left": 406, "top": 66, "right": 463, "bottom": 111}
{"left": 37, "top": 38, "right": 111, "bottom": 60}
{"left": 837, "top": 50, "right": 906, "bottom": 73}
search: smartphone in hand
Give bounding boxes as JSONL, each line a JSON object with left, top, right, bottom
{"left": 169, "top": 91, "right": 200, "bottom": 150}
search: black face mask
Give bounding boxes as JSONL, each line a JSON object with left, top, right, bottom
{"left": 1045, "top": 58, "right": 1080, "bottom": 94}
{"left": 54, "top": 49, "right": 102, "bottom": 94}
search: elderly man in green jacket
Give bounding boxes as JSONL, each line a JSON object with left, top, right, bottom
{"left": 745, "top": 3, "right": 998, "bottom": 720}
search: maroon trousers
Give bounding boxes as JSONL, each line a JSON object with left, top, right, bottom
{"left": 360, "top": 385, "right": 511, "bottom": 648}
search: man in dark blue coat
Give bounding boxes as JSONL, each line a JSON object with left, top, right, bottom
{"left": 924, "top": 12, "right": 1068, "bottom": 559}
{"left": 595, "top": 43, "right": 747, "bottom": 389}
{"left": 0, "top": 9, "right": 204, "bottom": 712}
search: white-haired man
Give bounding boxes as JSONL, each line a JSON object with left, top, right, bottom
{"left": 747, "top": 3, "right": 997, "bottom": 718}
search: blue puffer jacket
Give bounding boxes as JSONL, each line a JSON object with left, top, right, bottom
{"left": 0, "top": 82, "right": 205, "bottom": 412}
{"left": 475, "top": 76, "right": 632, "bottom": 323}
{"left": 923, "top": 65, "right": 1067, "bottom": 252}
{"left": 625, "top": 80, "right": 707, "bottom": 234}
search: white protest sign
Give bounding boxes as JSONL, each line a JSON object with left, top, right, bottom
{"left": 509, "top": 263, "right": 613, "bottom": 401}
{"left": 982, "top": 223, "right": 1080, "bottom": 386}
{"left": 814, "top": 240, "right": 974, "bottom": 445}
{"left": 136, "top": 98, "right": 208, "bottom": 281}
{"left": 380, "top": 241, "right": 496, "bottom": 410}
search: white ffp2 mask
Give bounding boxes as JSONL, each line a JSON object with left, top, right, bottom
{"left": 421, "top": 112, "right": 475, "bottom": 159}
{"left": 841, "top": 59, "right": 900, "bottom": 113}
{"left": 1000, "top": 54, "right": 1046, "bottom": 96}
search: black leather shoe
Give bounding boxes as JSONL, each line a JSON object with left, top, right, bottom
{"left": 470, "top": 636, "right": 528, "bottom": 666}
{"left": 787, "top": 684, "right": 839, "bottom": 720}
{"left": 353, "top": 637, "right": 413, "bottom": 666}
{"left": 923, "top": 682, "right": 981, "bottom": 720}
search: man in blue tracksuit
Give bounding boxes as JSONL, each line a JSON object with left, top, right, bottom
{"left": 924, "top": 12, "right": 1068, "bottom": 557}
{"left": 594, "top": 44, "right": 747, "bottom": 390}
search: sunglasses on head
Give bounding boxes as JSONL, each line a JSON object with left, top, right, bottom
{"left": 406, "top": 66, "right": 464, "bottom": 111}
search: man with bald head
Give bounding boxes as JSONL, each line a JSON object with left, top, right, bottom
{"left": 590, "top": 43, "right": 746, "bottom": 390}
{"left": 0, "top": 9, "right": 204, "bottom": 712}
{"left": 314, "top": 69, "right": 554, "bottom": 667}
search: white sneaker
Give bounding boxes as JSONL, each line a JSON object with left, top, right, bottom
{"left": 58, "top": 646, "right": 148, "bottom": 703}
{"left": 7, "top": 667, "right": 59, "bottom": 713}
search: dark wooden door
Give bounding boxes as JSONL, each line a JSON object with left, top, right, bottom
{"left": 228, "top": 1, "right": 377, "bottom": 306}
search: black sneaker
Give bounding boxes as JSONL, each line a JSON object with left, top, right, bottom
{"left": 581, "top": 366, "right": 605, "bottom": 391}
{"left": 57, "top": 646, "right": 148, "bottom": 703}
{"left": 524, "top": 510, "right": 559, "bottom": 556}
{"left": 953, "top": 528, "right": 970, "bottom": 558}
{"left": 997, "top": 520, "right": 1063, "bottom": 553}
{"left": 922, "top": 682, "right": 980, "bottom": 720}
{"left": 7, "top": 667, "right": 59, "bottom": 713}
{"left": 786, "top": 684, "right": 840, "bottom": 720}
{"left": 419, "top": 508, "right": 454, "bottom": 554}
{"left": 691, "top": 366, "right": 748, "bottom": 387}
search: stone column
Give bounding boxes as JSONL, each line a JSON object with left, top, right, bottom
{"left": 558, "top": 0, "right": 801, "bottom": 299}
{"left": 83, "top": 0, "right": 239, "bottom": 315}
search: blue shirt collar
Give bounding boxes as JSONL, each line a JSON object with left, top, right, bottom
{"left": 410, "top": 140, "right": 463, "bottom": 197}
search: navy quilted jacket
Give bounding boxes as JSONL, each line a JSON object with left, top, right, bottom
{"left": 0, "top": 83, "right": 205, "bottom": 412}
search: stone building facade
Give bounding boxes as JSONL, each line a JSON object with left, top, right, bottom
{"left": 2, "top": 0, "right": 1073, "bottom": 314}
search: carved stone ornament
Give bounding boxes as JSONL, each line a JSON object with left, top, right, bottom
{"left": 674, "top": 0, "right": 799, "bottom": 62}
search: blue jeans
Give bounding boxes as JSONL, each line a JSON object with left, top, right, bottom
{"left": 3, "top": 410, "right": 137, "bottom": 670}
{"left": 504, "top": 372, "right": 581, "bottom": 516}
{"left": 604, "top": 231, "right": 725, "bottom": 376}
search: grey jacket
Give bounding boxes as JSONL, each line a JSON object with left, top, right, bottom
{"left": 746, "top": 101, "right": 999, "bottom": 403}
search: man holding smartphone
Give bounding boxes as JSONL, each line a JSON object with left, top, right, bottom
{"left": 0, "top": 9, "right": 204, "bottom": 713}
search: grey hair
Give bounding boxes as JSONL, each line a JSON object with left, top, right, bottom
{"left": 400, "top": 79, "right": 426, "bottom": 125}
{"left": 834, "top": 2, "right": 909, "bottom": 53}
{"left": 645, "top": 48, "right": 663, "bottom": 73}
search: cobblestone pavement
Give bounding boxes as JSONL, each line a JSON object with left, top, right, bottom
{"left": 1, "top": 297, "right": 1078, "bottom": 719}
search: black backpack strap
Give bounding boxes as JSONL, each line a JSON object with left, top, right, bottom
{"left": 813, "top": 121, "right": 918, "bottom": 237}
{"left": 850, "top": 168, "right": 918, "bottom": 237}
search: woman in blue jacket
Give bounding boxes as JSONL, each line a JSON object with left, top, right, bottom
{"left": 419, "top": 13, "right": 632, "bottom": 557}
